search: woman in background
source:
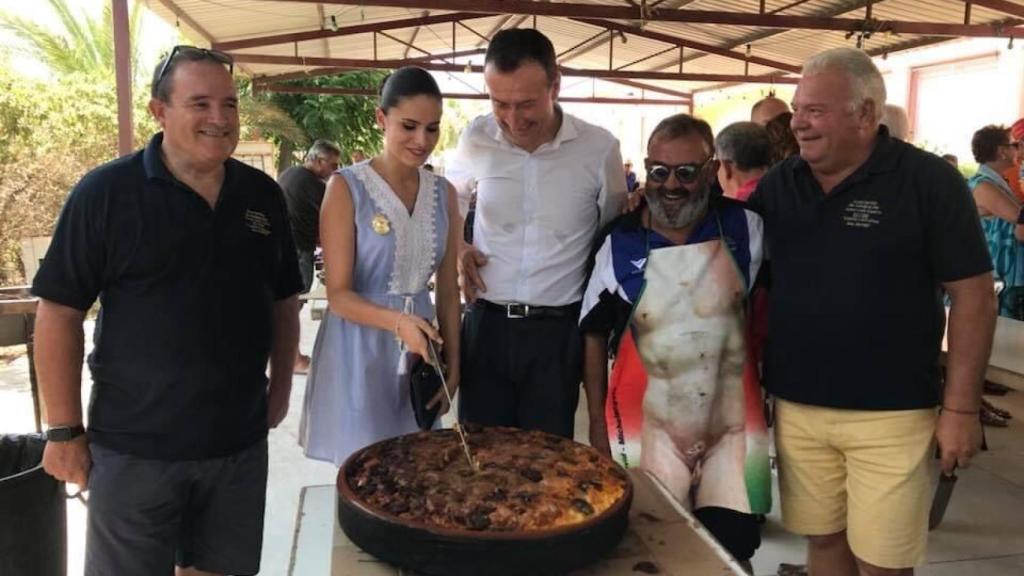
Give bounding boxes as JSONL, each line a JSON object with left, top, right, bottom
{"left": 968, "top": 124, "right": 1024, "bottom": 320}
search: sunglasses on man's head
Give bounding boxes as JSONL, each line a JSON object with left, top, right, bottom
{"left": 645, "top": 158, "right": 712, "bottom": 184}
{"left": 155, "top": 45, "right": 234, "bottom": 89}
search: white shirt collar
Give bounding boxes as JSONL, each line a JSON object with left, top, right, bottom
{"left": 484, "top": 106, "right": 580, "bottom": 152}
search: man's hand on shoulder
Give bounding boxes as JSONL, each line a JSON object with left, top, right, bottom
{"left": 42, "top": 434, "right": 90, "bottom": 489}
{"left": 457, "top": 245, "right": 489, "bottom": 303}
{"left": 621, "top": 191, "right": 644, "bottom": 214}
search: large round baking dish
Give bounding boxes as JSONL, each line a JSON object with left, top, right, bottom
{"left": 336, "top": 428, "right": 632, "bottom": 576}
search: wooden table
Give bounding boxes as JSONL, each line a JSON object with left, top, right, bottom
{"left": 943, "top": 314, "right": 1024, "bottom": 391}
{"left": 0, "top": 286, "right": 42, "bottom": 431}
{"left": 330, "top": 469, "right": 746, "bottom": 576}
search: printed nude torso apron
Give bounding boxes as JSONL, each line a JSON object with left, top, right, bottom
{"left": 606, "top": 234, "right": 771, "bottom": 514}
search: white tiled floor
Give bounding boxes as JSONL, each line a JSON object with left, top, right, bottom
{"left": 2, "top": 308, "right": 1023, "bottom": 575}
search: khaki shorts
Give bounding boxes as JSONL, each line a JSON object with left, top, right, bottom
{"left": 775, "top": 399, "right": 936, "bottom": 569}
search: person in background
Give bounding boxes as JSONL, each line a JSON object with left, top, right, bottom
{"left": 968, "top": 124, "right": 1024, "bottom": 320}
{"left": 716, "top": 121, "right": 772, "bottom": 201}
{"left": 942, "top": 153, "right": 959, "bottom": 168}
{"left": 279, "top": 139, "right": 342, "bottom": 373}
{"left": 299, "top": 67, "right": 462, "bottom": 466}
{"left": 581, "top": 113, "right": 769, "bottom": 571}
{"left": 881, "top": 104, "right": 911, "bottom": 141}
{"left": 33, "top": 45, "right": 302, "bottom": 576}
{"left": 765, "top": 112, "right": 799, "bottom": 165}
{"left": 1005, "top": 118, "right": 1024, "bottom": 203}
{"left": 446, "top": 28, "right": 627, "bottom": 438}
{"left": 749, "top": 47, "right": 995, "bottom": 576}
{"left": 624, "top": 160, "right": 640, "bottom": 193}
{"left": 751, "top": 95, "right": 790, "bottom": 126}
{"left": 349, "top": 149, "right": 367, "bottom": 164}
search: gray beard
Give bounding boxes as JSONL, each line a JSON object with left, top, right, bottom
{"left": 647, "top": 187, "right": 709, "bottom": 230}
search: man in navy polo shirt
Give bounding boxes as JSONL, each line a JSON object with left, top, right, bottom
{"left": 32, "top": 46, "right": 302, "bottom": 576}
{"left": 749, "top": 48, "right": 995, "bottom": 575}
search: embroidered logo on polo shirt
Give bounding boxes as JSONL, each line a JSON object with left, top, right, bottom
{"left": 630, "top": 258, "right": 647, "bottom": 271}
{"left": 245, "top": 209, "right": 272, "bottom": 236}
{"left": 842, "top": 200, "right": 882, "bottom": 229}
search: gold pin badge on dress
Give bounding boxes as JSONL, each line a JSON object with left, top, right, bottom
{"left": 371, "top": 213, "right": 391, "bottom": 235}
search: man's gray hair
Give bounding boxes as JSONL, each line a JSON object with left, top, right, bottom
{"left": 802, "top": 47, "right": 886, "bottom": 123}
{"left": 716, "top": 122, "right": 772, "bottom": 171}
{"left": 304, "top": 139, "right": 342, "bottom": 163}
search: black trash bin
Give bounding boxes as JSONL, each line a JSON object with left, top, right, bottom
{"left": 0, "top": 434, "right": 67, "bottom": 576}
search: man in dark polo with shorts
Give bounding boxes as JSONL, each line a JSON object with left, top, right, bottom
{"left": 749, "top": 47, "right": 995, "bottom": 575}
{"left": 32, "top": 46, "right": 302, "bottom": 576}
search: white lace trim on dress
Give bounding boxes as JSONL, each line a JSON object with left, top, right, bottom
{"left": 351, "top": 163, "right": 438, "bottom": 295}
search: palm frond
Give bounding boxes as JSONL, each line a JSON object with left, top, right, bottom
{"left": 1, "top": 0, "right": 147, "bottom": 79}
{"left": 46, "top": 0, "right": 100, "bottom": 69}
{"left": 0, "top": 12, "right": 80, "bottom": 74}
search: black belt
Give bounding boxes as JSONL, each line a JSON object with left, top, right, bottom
{"left": 477, "top": 299, "right": 580, "bottom": 319}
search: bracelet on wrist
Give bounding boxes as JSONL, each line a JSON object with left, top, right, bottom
{"left": 942, "top": 405, "right": 979, "bottom": 415}
{"left": 394, "top": 313, "right": 406, "bottom": 339}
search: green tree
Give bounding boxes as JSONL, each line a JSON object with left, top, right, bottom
{"left": 268, "top": 71, "right": 387, "bottom": 171}
{"left": 436, "top": 98, "right": 488, "bottom": 156}
{"left": 0, "top": 1, "right": 306, "bottom": 284}
{"left": 0, "top": 59, "right": 162, "bottom": 284}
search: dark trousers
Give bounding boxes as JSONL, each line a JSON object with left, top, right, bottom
{"left": 297, "top": 248, "right": 315, "bottom": 294}
{"left": 457, "top": 301, "right": 582, "bottom": 438}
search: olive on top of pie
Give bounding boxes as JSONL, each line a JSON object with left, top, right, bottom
{"left": 346, "top": 426, "right": 631, "bottom": 532}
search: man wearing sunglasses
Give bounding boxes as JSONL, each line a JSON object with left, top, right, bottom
{"left": 32, "top": 45, "right": 303, "bottom": 576}
{"left": 580, "top": 114, "right": 769, "bottom": 570}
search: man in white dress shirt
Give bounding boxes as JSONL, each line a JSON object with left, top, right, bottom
{"left": 446, "top": 28, "right": 628, "bottom": 437}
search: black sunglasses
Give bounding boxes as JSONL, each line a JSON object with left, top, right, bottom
{"left": 155, "top": 45, "right": 234, "bottom": 91}
{"left": 645, "top": 158, "right": 713, "bottom": 185}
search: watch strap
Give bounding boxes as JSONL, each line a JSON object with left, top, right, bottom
{"left": 45, "top": 425, "right": 86, "bottom": 442}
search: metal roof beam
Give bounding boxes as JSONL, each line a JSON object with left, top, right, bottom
{"left": 403, "top": 12, "right": 429, "bottom": 58}
{"left": 258, "top": 0, "right": 1024, "bottom": 38}
{"left": 249, "top": 50, "right": 691, "bottom": 100}
{"left": 260, "top": 84, "right": 690, "bottom": 105}
{"left": 651, "top": 0, "right": 884, "bottom": 75}
{"left": 958, "top": 0, "right": 1024, "bottom": 19}
{"left": 571, "top": 18, "right": 802, "bottom": 74}
{"left": 690, "top": 32, "right": 961, "bottom": 95}
{"left": 212, "top": 12, "right": 493, "bottom": 51}
{"left": 608, "top": 78, "right": 692, "bottom": 99}
{"left": 153, "top": 0, "right": 216, "bottom": 44}
{"left": 315, "top": 4, "right": 331, "bottom": 57}
{"left": 151, "top": 0, "right": 261, "bottom": 75}
{"left": 229, "top": 52, "right": 797, "bottom": 84}
{"left": 250, "top": 47, "right": 487, "bottom": 84}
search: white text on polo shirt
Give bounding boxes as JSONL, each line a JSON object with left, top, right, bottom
{"left": 245, "top": 209, "right": 272, "bottom": 236}
{"left": 842, "top": 200, "right": 882, "bottom": 229}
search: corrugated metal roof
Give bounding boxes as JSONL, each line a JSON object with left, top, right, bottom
{"left": 144, "top": 0, "right": 1023, "bottom": 93}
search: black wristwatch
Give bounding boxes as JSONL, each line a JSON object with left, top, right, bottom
{"left": 45, "top": 425, "right": 86, "bottom": 442}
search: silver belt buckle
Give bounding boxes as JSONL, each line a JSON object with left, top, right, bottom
{"left": 506, "top": 303, "right": 530, "bottom": 318}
